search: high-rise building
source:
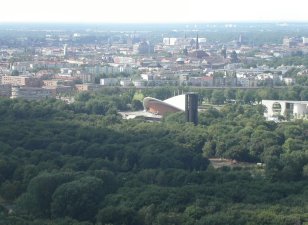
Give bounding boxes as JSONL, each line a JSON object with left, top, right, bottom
{"left": 63, "top": 44, "right": 68, "bottom": 57}
{"left": 185, "top": 93, "right": 198, "bottom": 125}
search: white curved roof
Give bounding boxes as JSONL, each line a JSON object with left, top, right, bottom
{"left": 143, "top": 94, "right": 186, "bottom": 113}
{"left": 176, "top": 58, "right": 185, "bottom": 62}
{"left": 163, "top": 94, "right": 186, "bottom": 111}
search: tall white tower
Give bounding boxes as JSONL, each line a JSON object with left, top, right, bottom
{"left": 63, "top": 44, "right": 68, "bottom": 57}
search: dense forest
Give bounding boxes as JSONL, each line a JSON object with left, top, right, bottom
{"left": 0, "top": 87, "right": 307, "bottom": 225}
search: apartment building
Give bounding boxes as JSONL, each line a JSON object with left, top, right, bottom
{"left": 11, "top": 86, "right": 53, "bottom": 100}
{"left": 2, "top": 75, "right": 41, "bottom": 87}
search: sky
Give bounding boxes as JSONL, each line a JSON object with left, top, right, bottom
{"left": 1, "top": 0, "right": 308, "bottom": 23}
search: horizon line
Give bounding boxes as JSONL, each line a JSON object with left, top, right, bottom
{"left": 1, "top": 20, "right": 308, "bottom": 25}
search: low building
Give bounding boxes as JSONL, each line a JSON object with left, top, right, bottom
{"left": 189, "top": 50, "right": 209, "bottom": 59}
{"left": 147, "top": 80, "right": 178, "bottom": 86}
{"left": 141, "top": 74, "right": 154, "bottom": 81}
{"left": 283, "top": 77, "right": 294, "bottom": 86}
{"left": 44, "top": 85, "right": 73, "bottom": 96}
{"left": 113, "top": 56, "right": 135, "bottom": 64}
{"left": 224, "top": 77, "right": 237, "bottom": 87}
{"left": 11, "top": 62, "right": 31, "bottom": 73}
{"left": 176, "top": 58, "right": 185, "bottom": 65}
{"left": 120, "top": 79, "right": 133, "bottom": 87}
{"left": 133, "top": 80, "right": 146, "bottom": 87}
{"left": 202, "top": 76, "right": 214, "bottom": 87}
{"left": 213, "top": 77, "right": 225, "bottom": 86}
{"left": 85, "top": 64, "right": 134, "bottom": 76}
{"left": 75, "top": 73, "right": 95, "bottom": 83}
{"left": 100, "top": 78, "right": 118, "bottom": 86}
{"left": 11, "top": 86, "right": 53, "bottom": 100}
{"left": 238, "top": 77, "right": 258, "bottom": 87}
{"left": 75, "top": 84, "right": 102, "bottom": 92}
{"left": 262, "top": 100, "right": 308, "bottom": 121}
{"left": 188, "top": 77, "right": 203, "bottom": 86}
{"left": 43, "top": 80, "right": 61, "bottom": 87}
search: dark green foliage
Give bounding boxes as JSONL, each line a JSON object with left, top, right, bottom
{"left": 51, "top": 177, "right": 105, "bottom": 221}
{"left": 96, "top": 206, "right": 141, "bottom": 225}
{"left": 131, "top": 99, "right": 143, "bottom": 111}
{"left": 17, "top": 172, "right": 74, "bottom": 217}
{"left": 0, "top": 97, "right": 306, "bottom": 225}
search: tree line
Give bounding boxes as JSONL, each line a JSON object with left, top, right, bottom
{"left": 0, "top": 91, "right": 306, "bottom": 224}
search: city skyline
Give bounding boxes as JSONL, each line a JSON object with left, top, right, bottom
{"left": 1, "top": 0, "right": 308, "bottom": 23}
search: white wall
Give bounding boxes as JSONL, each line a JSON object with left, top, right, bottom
{"left": 262, "top": 100, "right": 308, "bottom": 120}
{"left": 163, "top": 94, "right": 186, "bottom": 111}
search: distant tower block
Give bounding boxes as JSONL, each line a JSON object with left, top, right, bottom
{"left": 63, "top": 44, "right": 68, "bottom": 57}
{"left": 196, "top": 33, "right": 199, "bottom": 50}
{"left": 185, "top": 93, "right": 198, "bottom": 125}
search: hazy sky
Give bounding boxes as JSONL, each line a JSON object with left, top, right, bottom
{"left": 1, "top": 0, "right": 308, "bottom": 23}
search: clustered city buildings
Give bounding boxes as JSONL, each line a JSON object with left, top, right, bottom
{"left": 0, "top": 29, "right": 308, "bottom": 101}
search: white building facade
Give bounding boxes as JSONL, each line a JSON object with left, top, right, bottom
{"left": 262, "top": 100, "right": 308, "bottom": 121}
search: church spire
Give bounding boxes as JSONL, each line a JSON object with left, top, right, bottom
{"left": 196, "top": 33, "right": 199, "bottom": 50}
